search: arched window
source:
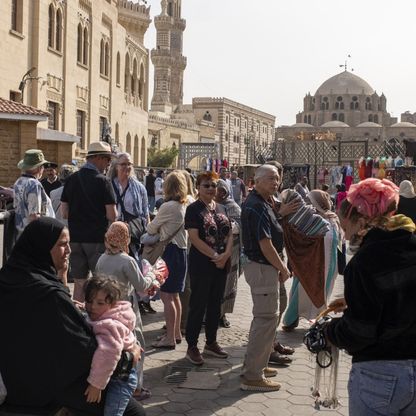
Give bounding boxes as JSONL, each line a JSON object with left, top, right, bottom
{"left": 100, "top": 39, "right": 105, "bottom": 75}
{"left": 332, "top": 113, "right": 338, "bottom": 121}
{"left": 340, "top": 102, "right": 344, "bottom": 110}
{"left": 321, "top": 103, "right": 325, "bottom": 110}
{"left": 350, "top": 102, "right": 354, "bottom": 110}
{"left": 335, "top": 102, "right": 339, "bottom": 109}
{"left": 134, "top": 135, "right": 139, "bottom": 165}
{"left": 48, "top": 4, "right": 54, "bottom": 48}
{"left": 141, "top": 137, "right": 146, "bottom": 166}
{"left": 116, "top": 52, "right": 121, "bottom": 85}
{"left": 55, "top": 8, "right": 62, "bottom": 52}
{"left": 368, "top": 114, "right": 373, "bottom": 122}
{"left": 126, "top": 133, "right": 132, "bottom": 154}
{"left": 77, "top": 24, "right": 83, "bottom": 63}
{"left": 307, "top": 115, "right": 312, "bottom": 124}
{"left": 132, "top": 59, "right": 138, "bottom": 98}
{"left": 83, "top": 27, "right": 88, "bottom": 65}
{"left": 115, "top": 122, "right": 119, "bottom": 145}
{"left": 139, "top": 63, "right": 145, "bottom": 108}
{"left": 304, "top": 115, "right": 307, "bottom": 123}
{"left": 104, "top": 42, "right": 110, "bottom": 76}
{"left": 339, "top": 113, "right": 345, "bottom": 122}
{"left": 365, "top": 97, "right": 372, "bottom": 111}
{"left": 124, "top": 53, "right": 130, "bottom": 94}
{"left": 167, "top": 1, "right": 173, "bottom": 16}
{"left": 373, "top": 115, "right": 379, "bottom": 124}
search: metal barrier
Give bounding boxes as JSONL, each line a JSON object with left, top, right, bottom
{"left": 0, "top": 210, "right": 15, "bottom": 268}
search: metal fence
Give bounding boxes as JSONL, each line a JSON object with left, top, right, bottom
{"left": 270, "top": 139, "right": 406, "bottom": 189}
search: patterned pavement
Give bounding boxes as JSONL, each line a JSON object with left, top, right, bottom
{"left": 141, "top": 276, "right": 351, "bottom": 416}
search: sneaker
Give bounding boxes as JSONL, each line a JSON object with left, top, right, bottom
{"left": 263, "top": 367, "right": 278, "bottom": 378}
{"left": 268, "top": 351, "right": 292, "bottom": 365}
{"left": 240, "top": 377, "right": 281, "bottom": 392}
{"left": 186, "top": 346, "right": 204, "bottom": 366}
{"left": 203, "top": 342, "right": 228, "bottom": 358}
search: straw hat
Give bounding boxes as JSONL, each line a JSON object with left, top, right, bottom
{"left": 86, "top": 141, "right": 113, "bottom": 157}
{"left": 17, "top": 149, "right": 50, "bottom": 170}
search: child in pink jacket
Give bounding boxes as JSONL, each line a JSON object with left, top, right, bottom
{"left": 84, "top": 276, "right": 139, "bottom": 416}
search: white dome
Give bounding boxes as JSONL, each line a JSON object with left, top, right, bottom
{"left": 390, "top": 122, "right": 416, "bottom": 128}
{"left": 356, "top": 122, "right": 382, "bottom": 127}
{"left": 316, "top": 71, "right": 375, "bottom": 96}
{"left": 321, "top": 121, "right": 350, "bottom": 128}
{"left": 291, "top": 123, "right": 314, "bottom": 127}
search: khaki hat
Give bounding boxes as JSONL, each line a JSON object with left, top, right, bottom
{"left": 17, "top": 149, "right": 49, "bottom": 170}
{"left": 86, "top": 141, "right": 113, "bottom": 157}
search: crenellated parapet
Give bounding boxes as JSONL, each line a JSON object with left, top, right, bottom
{"left": 118, "top": 0, "right": 151, "bottom": 44}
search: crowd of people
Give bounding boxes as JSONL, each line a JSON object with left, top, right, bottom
{"left": 1, "top": 142, "right": 416, "bottom": 415}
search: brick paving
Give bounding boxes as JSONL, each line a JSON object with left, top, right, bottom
{"left": 141, "top": 276, "right": 351, "bottom": 416}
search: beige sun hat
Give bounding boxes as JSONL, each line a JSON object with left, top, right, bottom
{"left": 86, "top": 141, "right": 113, "bottom": 157}
{"left": 17, "top": 149, "right": 50, "bottom": 170}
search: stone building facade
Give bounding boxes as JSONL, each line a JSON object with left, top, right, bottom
{"left": 192, "top": 97, "right": 276, "bottom": 166}
{"left": 0, "top": 0, "right": 150, "bottom": 167}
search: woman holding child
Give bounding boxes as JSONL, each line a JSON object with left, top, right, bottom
{"left": 0, "top": 218, "right": 145, "bottom": 416}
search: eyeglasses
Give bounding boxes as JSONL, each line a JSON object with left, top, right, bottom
{"left": 118, "top": 162, "right": 132, "bottom": 167}
{"left": 201, "top": 183, "right": 217, "bottom": 189}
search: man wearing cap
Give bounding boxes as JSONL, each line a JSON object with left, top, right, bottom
{"left": 13, "top": 149, "right": 55, "bottom": 236}
{"left": 41, "top": 162, "right": 61, "bottom": 197}
{"left": 61, "top": 142, "right": 117, "bottom": 301}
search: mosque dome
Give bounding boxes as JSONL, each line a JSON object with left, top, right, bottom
{"left": 357, "top": 122, "right": 382, "bottom": 127}
{"left": 291, "top": 122, "right": 314, "bottom": 128}
{"left": 390, "top": 121, "right": 416, "bottom": 128}
{"left": 316, "top": 71, "right": 375, "bottom": 96}
{"left": 321, "top": 121, "right": 349, "bottom": 128}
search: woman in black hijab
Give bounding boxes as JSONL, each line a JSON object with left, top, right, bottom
{"left": 0, "top": 218, "right": 145, "bottom": 416}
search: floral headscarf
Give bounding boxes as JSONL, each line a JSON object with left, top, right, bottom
{"left": 347, "top": 178, "right": 399, "bottom": 219}
{"left": 105, "top": 221, "right": 130, "bottom": 254}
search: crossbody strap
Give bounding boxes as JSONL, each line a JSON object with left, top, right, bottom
{"left": 112, "top": 180, "right": 131, "bottom": 220}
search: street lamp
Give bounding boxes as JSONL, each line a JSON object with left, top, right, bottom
{"left": 18, "top": 67, "right": 38, "bottom": 104}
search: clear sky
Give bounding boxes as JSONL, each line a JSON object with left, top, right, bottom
{"left": 142, "top": 0, "right": 416, "bottom": 126}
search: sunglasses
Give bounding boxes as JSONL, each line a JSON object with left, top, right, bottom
{"left": 201, "top": 183, "right": 217, "bottom": 189}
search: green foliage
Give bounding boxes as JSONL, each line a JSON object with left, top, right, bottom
{"left": 147, "top": 146, "right": 179, "bottom": 168}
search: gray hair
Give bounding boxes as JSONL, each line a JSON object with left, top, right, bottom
{"left": 254, "top": 164, "right": 278, "bottom": 182}
{"left": 59, "top": 164, "right": 78, "bottom": 183}
{"left": 108, "top": 152, "right": 134, "bottom": 180}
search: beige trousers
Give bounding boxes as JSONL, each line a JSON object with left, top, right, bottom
{"left": 242, "top": 261, "right": 279, "bottom": 381}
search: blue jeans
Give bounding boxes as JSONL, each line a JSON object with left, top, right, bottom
{"left": 349, "top": 360, "right": 416, "bottom": 415}
{"left": 148, "top": 196, "right": 155, "bottom": 213}
{"left": 104, "top": 368, "right": 138, "bottom": 416}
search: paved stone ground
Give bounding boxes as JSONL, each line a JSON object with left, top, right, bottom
{"left": 140, "top": 276, "right": 351, "bottom": 416}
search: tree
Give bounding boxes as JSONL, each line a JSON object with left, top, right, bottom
{"left": 147, "top": 146, "right": 179, "bottom": 168}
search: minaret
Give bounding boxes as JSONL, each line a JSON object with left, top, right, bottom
{"left": 151, "top": 0, "right": 187, "bottom": 114}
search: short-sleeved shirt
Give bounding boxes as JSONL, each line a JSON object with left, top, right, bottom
{"left": 185, "top": 199, "right": 231, "bottom": 272}
{"left": 61, "top": 166, "right": 116, "bottom": 243}
{"left": 13, "top": 175, "right": 55, "bottom": 235}
{"left": 241, "top": 189, "right": 283, "bottom": 264}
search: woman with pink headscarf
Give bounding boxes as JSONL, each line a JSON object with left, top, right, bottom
{"left": 325, "top": 178, "right": 416, "bottom": 415}
{"left": 95, "top": 221, "right": 159, "bottom": 400}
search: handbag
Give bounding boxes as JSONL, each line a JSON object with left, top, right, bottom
{"left": 112, "top": 180, "right": 146, "bottom": 246}
{"left": 141, "top": 223, "right": 183, "bottom": 265}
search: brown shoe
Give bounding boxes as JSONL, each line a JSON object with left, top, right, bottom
{"left": 268, "top": 351, "right": 292, "bottom": 365}
{"left": 240, "top": 377, "right": 281, "bottom": 392}
{"left": 186, "top": 346, "right": 204, "bottom": 366}
{"left": 274, "top": 342, "right": 295, "bottom": 355}
{"left": 203, "top": 341, "right": 228, "bottom": 358}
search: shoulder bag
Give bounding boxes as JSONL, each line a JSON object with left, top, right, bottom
{"left": 112, "top": 180, "right": 146, "bottom": 246}
{"left": 141, "top": 222, "right": 183, "bottom": 265}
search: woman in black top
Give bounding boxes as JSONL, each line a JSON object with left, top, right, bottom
{"left": 325, "top": 178, "right": 416, "bottom": 416}
{"left": 0, "top": 218, "right": 144, "bottom": 416}
{"left": 185, "top": 172, "right": 232, "bottom": 366}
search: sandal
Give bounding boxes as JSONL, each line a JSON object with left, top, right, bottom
{"left": 282, "top": 318, "right": 299, "bottom": 332}
{"left": 219, "top": 315, "right": 231, "bottom": 328}
{"left": 133, "top": 387, "right": 152, "bottom": 401}
{"left": 274, "top": 342, "right": 295, "bottom": 355}
{"left": 152, "top": 338, "right": 175, "bottom": 350}
{"left": 156, "top": 333, "right": 182, "bottom": 344}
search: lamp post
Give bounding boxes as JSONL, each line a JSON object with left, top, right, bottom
{"left": 18, "top": 67, "right": 38, "bottom": 104}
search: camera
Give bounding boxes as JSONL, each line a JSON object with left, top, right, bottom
{"left": 304, "top": 316, "right": 333, "bottom": 368}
